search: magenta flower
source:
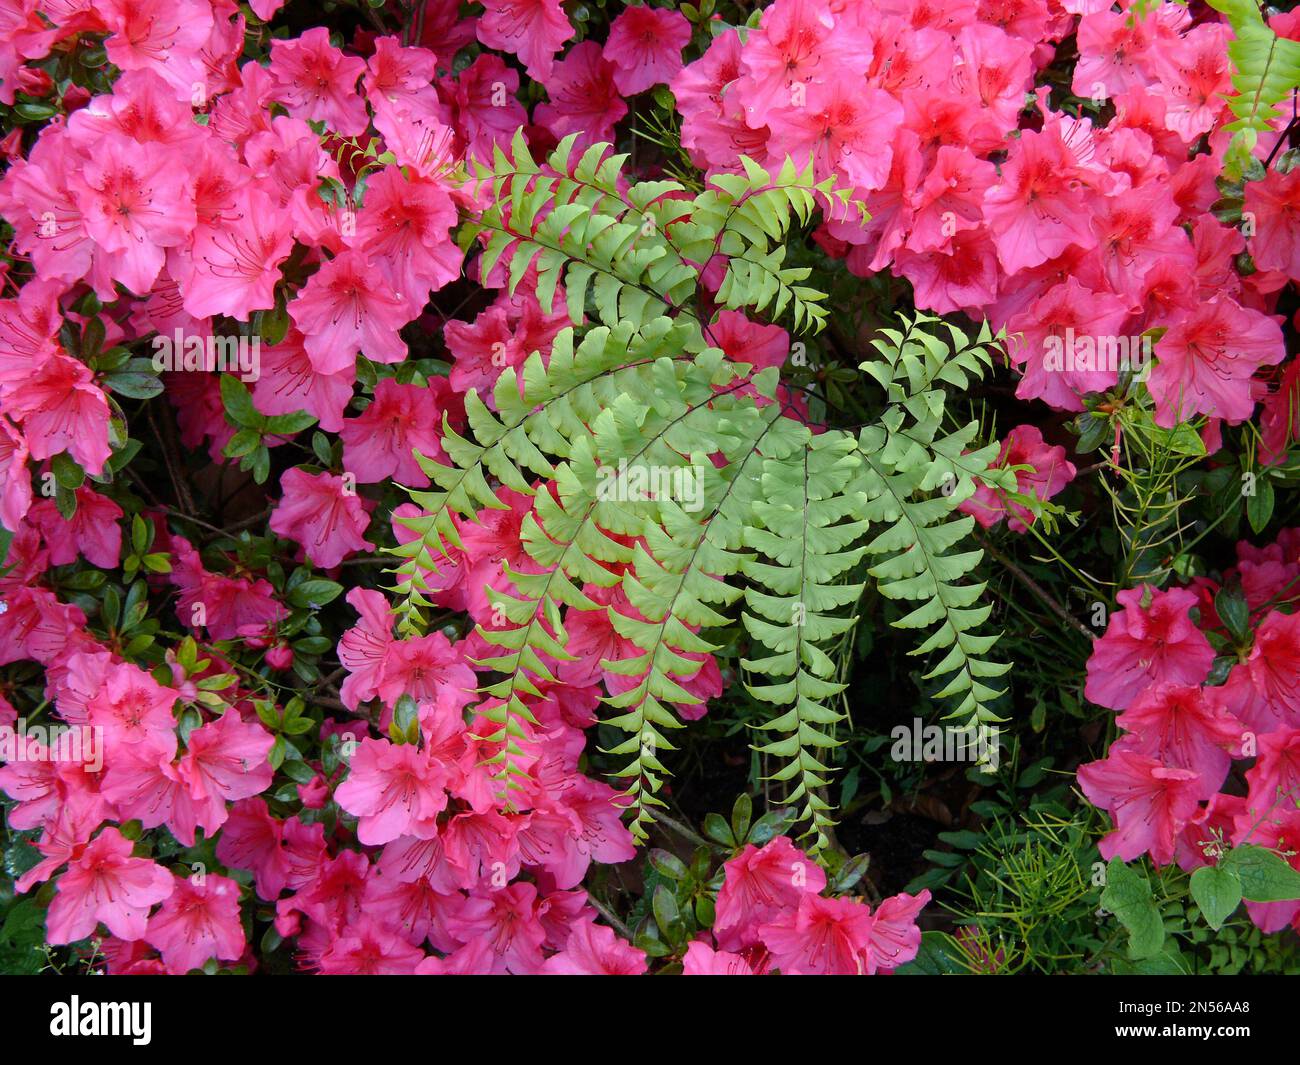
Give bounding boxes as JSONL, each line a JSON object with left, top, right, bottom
{"left": 1085, "top": 585, "right": 1214, "bottom": 711}
{"left": 476, "top": 0, "right": 573, "bottom": 82}
{"left": 145, "top": 872, "right": 246, "bottom": 974}
{"left": 1078, "top": 749, "right": 1203, "bottom": 866}
{"left": 290, "top": 251, "right": 413, "bottom": 374}
{"left": 270, "top": 467, "right": 375, "bottom": 569}
{"left": 268, "top": 27, "right": 368, "bottom": 136}
{"left": 603, "top": 5, "right": 691, "bottom": 96}
{"left": 333, "top": 736, "right": 450, "bottom": 845}
{"left": 46, "top": 827, "right": 174, "bottom": 945}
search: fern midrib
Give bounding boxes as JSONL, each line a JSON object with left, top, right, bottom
{"left": 612, "top": 406, "right": 786, "bottom": 822}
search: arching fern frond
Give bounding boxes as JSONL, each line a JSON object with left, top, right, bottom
{"left": 1206, "top": 0, "right": 1300, "bottom": 177}
{"left": 390, "top": 141, "right": 1013, "bottom": 848}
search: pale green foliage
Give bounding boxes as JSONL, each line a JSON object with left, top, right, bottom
{"left": 1206, "top": 0, "right": 1300, "bottom": 177}
{"left": 390, "top": 135, "right": 1012, "bottom": 849}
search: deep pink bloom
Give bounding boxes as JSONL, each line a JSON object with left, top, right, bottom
{"left": 476, "top": 0, "right": 573, "bottom": 82}
{"left": 340, "top": 378, "right": 448, "bottom": 487}
{"left": 1148, "top": 299, "right": 1285, "bottom": 427}
{"left": 682, "top": 940, "right": 755, "bottom": 975}
{"left": 145, "top": 873, "right": 246, "bottom": 974}
{"left": 1113, "top": 683, "right": 1244, "bottom": 799}
{"left": 27, "top": 487, "right": 123, "bottom": 568}
{"left": 603, "top": 5, "right": 691, "bottom": 96}
{"left": 533, "top": 41, "right": 628, "bottom": 149}
{"left": 46, "top": 827, "right": 174, "bottom": 944}
{"left": 290, "top": 251, "right": 413, "bottom": 374}
{"left": 270, "top": 467, "right": 374, "bottom": 569}
{"left": 960, "top": 424, "right": 1076, "bottom": 533}
{"left": 766, "top": 79, "right": 902, "bottom": 192}
{"left": 869, "top": 890, "right": 931, "bottom": 973}
{"left": 759, "top": 893, "right": 877, "bottom": 975}
{"left": 70, "top": 135, "right": 195, "bottom": 295}
{"left": 1085, "top": 585, "right": 1214, "bottom": 711}
{"left": 268, "top": 27, "right": 368, "bottom": 136}
{"left": 251, "top": 331, "right": 356, "bottom": 434}
{"left": 1219, "top": 610, "right": 1300, "bottom": 733}
{"left": 353, "top": 165, "right": 460, "bottom": 311}
{"left": 183, "top": 187, "right": 294, "bottom": 321}
{"left": 544, "top": 917, "right": 647, "bottom": 975}
{"left": 1078, "top": 749, "right": 1204, "bottom": 866}
{"left": 333, "top": 736, "right": 450, "bottom": 845}
{"left": 714, "top": 836, "right": 827, "bottom": 951}
{"left": 982, "top": 127, "right": 1097, "bottom": 275}
{"left": 4, "top": 351, "right": 111, "bottom": 474}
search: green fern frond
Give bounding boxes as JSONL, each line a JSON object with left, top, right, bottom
{"left": 388, "top": 141, "right": 1010, "bottom": 845}
{"left": 1206, "top": 0, "right": 1300, "bottom": 177}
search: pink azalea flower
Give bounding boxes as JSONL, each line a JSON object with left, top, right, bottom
{"left": 982, "top": 127, "right": 1098, "bottom": 275}
{"left": 1084, "top": 585, "right": 1215, "bottom": 711}
{"left": 270, "top": 467, "right": 374, "bottom": 569}
{"left": 176, "top": 711, "right": 275, "bottom": 829}
{"left": 268, "top": 27, "right": 368, "bottom": 136}
{"left": 0, "top": 277, "right": 61, "bottom": 389}
{"left": 533, "top": 41, "right": 628, "bottom": 150}
{"left": 714, "top": 836, "right": 827, "bottom": 951}
{"left": 216, "top": 799, "right": 325, "bottom": 901}
{"left": 1077, "top": 749, "right": 1202, "bottom": 866}
{"left": 362, "top": 35, "right": 438, "bottom": 115}
{"left": 476, "top": 0, "right": 573, "bottom": 83}
{"left": 86, "top": 659, "right": 180, "bottom": 749}
{"left": 353, "top": 165, "right": 460, "bottom": 311}
{"left": 444, "top": 882, "right": 545, "bottom": 974}
{"left": 46, "top": 827, "right": 174, "bottom": 944}
{"left": 251, "top": 330, "right": 356, "bottom": 434}
{"left": 289, "top": 250, "right": 412, "bottom": 374}
{"left": 544, "top": 917, "right": 647, "bottom": 975}
{"left": 1244, "top": 166, "right": 1300, "bottom": 280}
{"left": 1244, "top": 727, "right": 1300, "bottom": 820}
{"left": 959, "top": 424, "right": 1076, "bottom": 533}
{"left": 70, "top": 135, "right": 195, "bottom": 295}
{"left": 603, "top": 5, "right": 692, "bottom": 96}
{"left": 376, "top": 632, "right": 476, "bottom": 716}
{"left": 766, "top": 79, "right": 903, "bottom": 192}
{"left": 182, "top": 187, "right": 294, "bottom": 321}
{"left": 1113, "top": 683, "right": 1244, "bottom": 799}
{"left": 4, "top": 351, "right": 111, "bottom": 475}
{"left": 869, "top": 890, "right": 931, "bottom": 973}
{"left": 446, "top": 54, "right": 528, "bottom": 164}
{"left": 27, "top": 487, "right": 122, "bottom": 568}
{"left": 683, "top": 940, "right": 756, "bottom": 975}
{"left": 1147, "top": 298, "right": 1285, "bottom": 427}
{"left": 893, "top": 229, "right": 1000, "bottom": 314}
{"left": 169, "top": 535, "right": 287, "bottom": 642}
{"left": 759, "top": 893, "right": 877, "bottom": 975}
{"left": 734, "top": 0, "right": 873, "bottom": 130}
{"left": 1219, "top": 610, "right": 1300, "bottom": 733}
{"left": 337, "top": 587, "right": 396, "bottom": 710}
{"left": 340, "top": 378, "right": 450, "bottom": 487}
{"left": 1008, "top": 277, "right": 1134, "bottom": 411}
{"left": 317, "top": 915, "right": 426, "bottom": 974}
{"left": 333, "top": 736, "right": 450, "bottom": 845}
{"left": 145, "top": 872, "right": 246, "bottom": 974}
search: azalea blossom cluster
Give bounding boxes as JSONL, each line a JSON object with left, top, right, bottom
{"left": 672, "top": 0, "right": 1295, "bottom": 431}
{"left": 1079, "top": 530, "right": 1300, "bottom": 932}
{"left": 0, "top": 0, "right": 1296, "bottom": 976}
{"left": 690, "top": 836, "right": 929, "bottom": 975}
